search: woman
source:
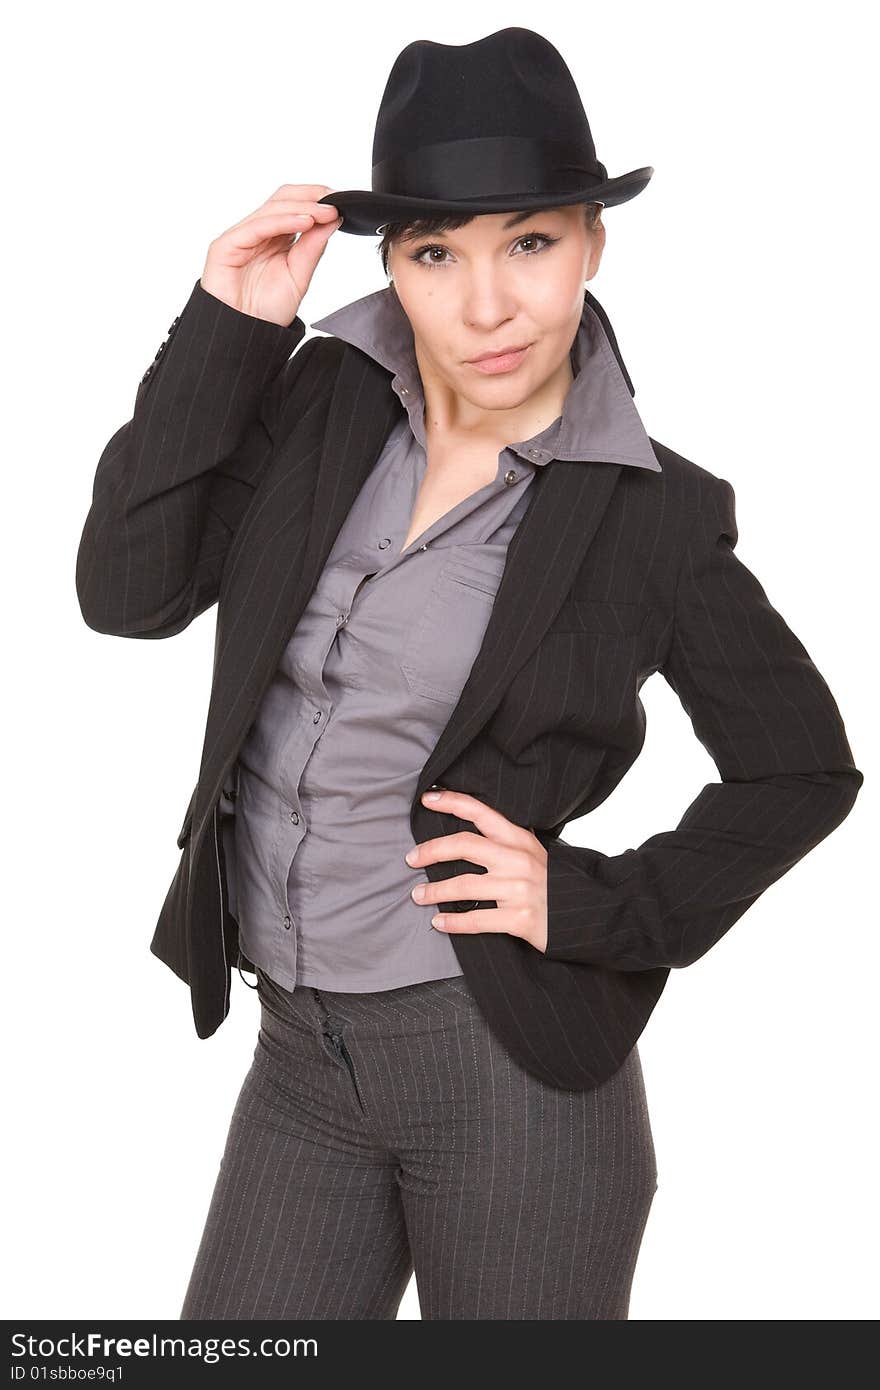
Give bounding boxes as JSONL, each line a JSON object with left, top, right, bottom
{"left": 76, "top": 29, "right": 862, "bottom": 1320}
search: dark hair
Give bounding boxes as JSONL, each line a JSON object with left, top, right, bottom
{"left": 377, "top": 201, "right": 603, "bottom": 278}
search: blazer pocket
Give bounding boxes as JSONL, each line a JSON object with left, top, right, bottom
{"left": 549, "top": 598, "right": 652, "bottom": 636}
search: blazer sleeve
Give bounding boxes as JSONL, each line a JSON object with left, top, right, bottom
{"left": 542, "top": 474, "right": 864, "bottom": 971}
{"left": 75, "top": 277, "right": 321, "bottom": 639}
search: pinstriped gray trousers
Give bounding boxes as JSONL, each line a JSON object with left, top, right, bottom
{"left": 179, "top": 967, "right": 659, "bottom": 1320}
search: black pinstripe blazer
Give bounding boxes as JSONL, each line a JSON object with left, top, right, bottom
{"left": 76, "top": 277, "right": 863, "bottom": 1091}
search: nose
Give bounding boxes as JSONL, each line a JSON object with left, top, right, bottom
{"left": 461, "top": 295, "right": 520, "bottom": 338}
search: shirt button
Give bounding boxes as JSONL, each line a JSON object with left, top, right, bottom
{"left": 419, "top": 543, "right": 428, "bottom": 551}
{"left": 335, "top": 611, "right": 348, "bottom": 627}
{"left": 313, "top": 710, "right": 322, "bottom": 723}
{"left": 400, "top": 386, "right": 409, "bottom": 396}
{"left": 283, "top": 914, "right": 291, "bottom": 930}
{"left": 504, "top": 469, "right": 518, "bottom": 485}
{"left": 528, "top": 448, "right": 540, "bottom": 458}
{"left": 289, "top": 810, "right": 300, "bottom": 824}
{"left": 378, "top": 537, "right": 392, "bottom": 549}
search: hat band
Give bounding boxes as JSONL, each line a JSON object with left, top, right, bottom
{"left": 371, "top": 134, "right": 607, "bottom": 201}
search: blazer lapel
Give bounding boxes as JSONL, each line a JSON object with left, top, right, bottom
{"left": 414, "top": 455, "right": 623, "bottom": 796}
{"left": 196, "top": 348, "right": 401, "bottom": 838}
{"left": 299, "top": 347, "right": 405, "bottom": 601}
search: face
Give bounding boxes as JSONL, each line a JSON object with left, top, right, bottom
{"left": 387, "top": 205, "right": 605, "bottom": 430}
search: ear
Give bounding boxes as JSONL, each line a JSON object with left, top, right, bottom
{"left": 586, "top": 219, "right": 606, "bottom": 280}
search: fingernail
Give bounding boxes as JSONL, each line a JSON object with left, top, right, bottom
{"left": 423, "top": 791, "right": 442, "bottom": 802}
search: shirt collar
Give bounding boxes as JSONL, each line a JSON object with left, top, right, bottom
{"left": 310, "top": 285, "right": 661, "bottom": 472}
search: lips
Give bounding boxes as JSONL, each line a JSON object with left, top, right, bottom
{"left": 467, "top": 344, "right": 531, "bottom": 363}
{"left": 466, "top": 344, "right": 532, "bottom": 375}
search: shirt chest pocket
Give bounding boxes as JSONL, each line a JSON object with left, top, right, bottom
{"left": 400, "top": 547, "right": 508, "bottom": 704}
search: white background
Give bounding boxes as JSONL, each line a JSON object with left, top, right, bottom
{"left": 4, "top": 0, "right": 876, "bottom": 1321}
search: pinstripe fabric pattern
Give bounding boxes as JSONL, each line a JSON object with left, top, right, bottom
{"left": 541, "top": 474, "right": 862, "bottom": 971}
{"left": 76, "top": 279, "right": 311, "bottom": 640}
{"left": 76, "top": 276, "right": 864, "bottom": 1091}
{"left": 179, "top": 969, "right": 657, "bottom": 1320}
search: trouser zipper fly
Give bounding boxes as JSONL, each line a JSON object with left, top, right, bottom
{"left": 326, "top": 1031, "right": 366, "bottom": 1113}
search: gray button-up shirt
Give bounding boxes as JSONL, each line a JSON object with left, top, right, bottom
{"left": 222, "top": 283, "right": 660, "bottom": 993}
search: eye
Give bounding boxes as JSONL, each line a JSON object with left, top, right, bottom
{"left": 408, "top": 231, "right": 560, "bottom": 269}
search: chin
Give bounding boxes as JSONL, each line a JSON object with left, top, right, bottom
{"left": 471, "top": 372, "right": 534, "bottom": 399}
{"left": 466, "top": 383, "right": 529, "bottom": 410}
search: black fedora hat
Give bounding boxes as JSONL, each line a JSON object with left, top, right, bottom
{"left": 317, "top": 27, "right": 653, "bottom": 236}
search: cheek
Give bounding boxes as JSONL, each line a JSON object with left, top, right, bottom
{"left": 522, "top": 334, "right": 571, "bottom": 385}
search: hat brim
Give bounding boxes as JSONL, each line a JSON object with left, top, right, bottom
{"left": 316, "top": 166, "right": 653, "bottom": 236}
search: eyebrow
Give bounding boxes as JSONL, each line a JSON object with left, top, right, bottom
{"left": 502, "top": 209, "right": 542, "bottom": 229}
{"left": 415, "top": 209, "right": 552, "bottom": 241}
